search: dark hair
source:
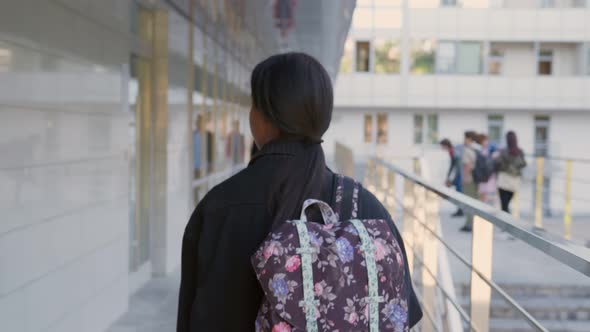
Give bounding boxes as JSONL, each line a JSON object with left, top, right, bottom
{"left": 439, "top": 138, "right": 452, "bottom": 149}
{"left": 251, "top": 52, "right": 333, "bottom": 226}
{"left": 475, "top": 133, "right": 488, "bottom": 145}
{"left": 464, "top": 130, "right": 477, "bottom": 140}
{"left": 506, "top": 131, "right": 520, "bottom": 156}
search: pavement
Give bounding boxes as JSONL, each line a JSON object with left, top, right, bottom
{"left": 106, "top": 271, "right": 179, "bottom": 332}
{"left": 416, "top": 202, "right": 590, "bottom": 287}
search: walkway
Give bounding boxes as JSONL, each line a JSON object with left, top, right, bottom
{"left": 107, "top": 271, "right": 179, "bottom": 332}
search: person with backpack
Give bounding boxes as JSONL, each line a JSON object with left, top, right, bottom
{"left": 177, "top": 53, "right": 422, "bottom": 332}
{"left": 496, "top": 131, "right": 527, "bottom": 214}
{"left": 475, "top": 134, "right": 499, "bottom": 205}
{"left": 459, "top": 131, "right": 480, "bottom": 232}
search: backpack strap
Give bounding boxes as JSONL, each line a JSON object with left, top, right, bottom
{"left": 332, "top": 174, "right": 361, "bottom": 221}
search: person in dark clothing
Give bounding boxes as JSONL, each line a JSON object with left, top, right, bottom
{"left": 440, "top": 138, "right": 463, "bottom": 217}
{"left": 177, "top": 52, "right": 422, "bottom": 331}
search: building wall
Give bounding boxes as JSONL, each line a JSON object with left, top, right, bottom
{"left": 0, "top": 1, "right": 132, "bottom": 331}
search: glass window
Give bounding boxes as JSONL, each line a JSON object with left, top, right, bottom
{"left": 487, "top": 115, "right": 504, "bottom": 145}
{"left": 356, "top": 41, "right": 371, "bottom": 72}
{"left": 427, "top": 114, "right": 438, "bottom": 144}
{"left": 414, "top": 115, "right": 424, "bottom": 144}
{"left": 374, "top": 9, "right": 402, "bottom": 29}
{"left": 364, "top": 114, "right": 373, "bottom": 143}
{"left": 411, "top": 39, "right": 436, "bottom": 74}
{"left": 352, "top": 7, "right": 373, "bottom": 29}
{"left": 488, "top": 49, "right": 503, "bottom": 75}
{"left": 436, "top": 41, "right": 456, "bottom": 74}
{"left": 441, "top": 0, "right": 459, "bottom": 7}
{"left": 572, "top": 0, "right": 587, "bottom": 8}
{"left": 540, "top": 0, "right": 555, "bottom": 8}
{"left": 538, "top": 50, "right": 553, "bottom": 75}
{"left": 377, "top": 114, "right": 388, "bottom": 144}
{"left": 586, "top": 45, "right": 590, "bottom": 75}
{"left": 339, "top": 38, "right": 354, "bottom": 73}
{"left": 374, "top": 39, "right": 401, "bottom": 74}
{"left": 457, "top": 42, "right": 482, "bottom": 74}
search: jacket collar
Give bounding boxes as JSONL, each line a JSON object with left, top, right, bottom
{"left": 248, "top": 139, "right": 308, "bottom": 166}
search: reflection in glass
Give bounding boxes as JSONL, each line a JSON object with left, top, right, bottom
{"left": 411, "top": 40, "right": 435, "bottom": 74}
{"left": 377, "top": 114, "right": 388, "bottom": 144}
{"left": 427, "top": 114, "right": 438, "bottom": 144}
{"left": 414, "top": 114, "right": 424, "bottom": 144}
{"left": 437, "top": 41, "right": 456, "bottom": 74}
{"left": 457, "top": 42, "right": 482, "bottom": 74}
{"left": 356, "top": 41, "right": 371, "bottom": 72}
{"left": 375, "top": 39, "right": 400, "bottom": 74}
{"left": 365, "top": 114, "right": 373, "bottom": 143}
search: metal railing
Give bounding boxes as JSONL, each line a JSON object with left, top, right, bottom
{"left": 364, "top": 157, "right": 590, "bottom": 332}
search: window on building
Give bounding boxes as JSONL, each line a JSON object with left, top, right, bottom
{"left": 411, "top": 39, "right": 436, "bottom": 74}
{"left": 356, "top": 41, "right": 371, "bottom": 72}
{"left": 586, "top": 45, "right": 590, "bottom": 75}
{"left": 414, "top": 115, "right": 424, "bottom": 144}
{"left": 487, "top": 115, "right": 504, "bottom": 145}
{"left": 339, "top": 38, "right": 354, "bottom": 73}
{"left": 540, "top": 0, "right": 555, "bottom": 8}
{"left": 364, "top": 114, "right": 373, "bottom": 143}
{"left": 457, "top": 42, "right": 482, "bottom": 74}
{"left": 375, "top": 39, "right": 401, "bottom": 73}
{"left": 427, "top": 114, "right": 439, "bottom": 144}
{"left": 441, "top": 0, "right": 459, "bottom": 7}
{"left": 377, "top": 114, "right": 388, "bottom": 144}
{"left": 488, "top": 49, "right": 503, "bottom": 75}
{"left": 437, "top": 41, "right": 456, "bottom": 74}
{"left": 538, "top": 50, "right": 553, "bottom": 75}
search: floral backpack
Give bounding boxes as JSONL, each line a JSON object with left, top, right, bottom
{"left": 251, "top": 175, "right": 409, "bottom": 332}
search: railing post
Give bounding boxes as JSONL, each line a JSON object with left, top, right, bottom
{"left": 534, "top": 157, "right": 545, "bottom": 230}
{"left": 422, "top": 190, "right": 440, "bottom": 332}
{"left": 512, "top": 190, "right": 520, "bottom": 220}
{"left": 564, "top": 159, "right": 572, "bottom": 240}
{"left": 470, "top": 215, "right": 494, "bottom": 332}
{"left": 387, "top": 170, "right": 396, "bottom": 214}
{"left": 402, "top": 178, "right": 415, "bottom": 273}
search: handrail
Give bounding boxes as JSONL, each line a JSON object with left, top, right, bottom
{"left": 394, "top": 194, "right": 547, "bottom": 332}
{"left": 374, "top": 158, "right": 590, "bottom": 278}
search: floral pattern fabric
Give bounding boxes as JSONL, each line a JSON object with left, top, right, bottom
{"left": 251, "top": 176, "right": 409, "bottom": 332}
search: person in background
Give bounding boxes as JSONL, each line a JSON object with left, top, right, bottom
{"left": 440, "top": 138, "right": 461, "bottom": 191}
{"left": 496, "top": 131, "right": 527, "bottom": 214}
{"left": 475, "top": 133, "right": 498, "bottom": 205}
{"left": 225, "top": 120, "right": 245, "bottom": 165}
{"left": 449, "top": 140, "right": 465, "bottom": 217}
{"left": 193, "top": 115, "right": 204, "bottom": 205}
{"left": 460, "top": 131, "right": 478, "bottom": 232}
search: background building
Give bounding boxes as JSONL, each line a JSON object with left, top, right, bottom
{"left": 325, "top": 0, "right": 590, "bottom": 216}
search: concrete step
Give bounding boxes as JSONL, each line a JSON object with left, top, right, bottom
{"left": 488, "top": 318, "right": 590, "bottom": 332}
{"left": 460, "top": 297, "right": 590, "bottom": 321}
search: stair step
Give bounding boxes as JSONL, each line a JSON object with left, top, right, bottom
{"left": 488, "top": 318, "right": 590, "bottom": 332}
{"left": 459, "top": 297, "right": 590, "bottom": 321}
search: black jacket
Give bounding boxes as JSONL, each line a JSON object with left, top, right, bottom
{"left": 177, "top": 141, "right": 422, "bottom": 331}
